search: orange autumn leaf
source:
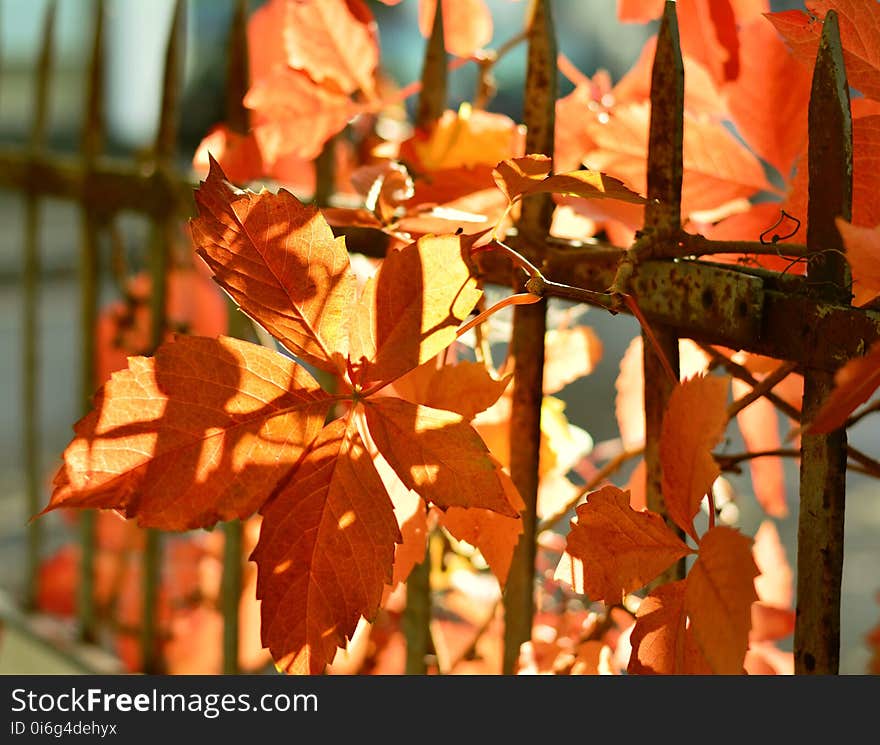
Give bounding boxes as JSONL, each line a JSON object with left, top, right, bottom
{"left": 48, "top": 159, "right": 523, "bottom": 675}
{"left": 767, "top": 1, "right": 880, "bottom": 102}
{"left": 808, "top": 338, "right": 880, "bottom": 434}
{"left": 440, "top": 463, "right": 525, "bottom": 586}
{"left": 373, "top": 453, "right": 428, "bottom": 587}
{"left": 750, "top": 602, "right": 795, "bottom": 644}
{"left": 283, "top": 0, "right": 379, "bottom": 98}
{"left": 492, "top": 154, "right": 646, "bottom": 208}
{"left": 192, "top": 125, "right": 265, "bottom": 186}
{"left": 191, "top": 158, "right": 355, "bottom": 373}
{"left": 363, "top": 396, "right": 519, "bottom": 517}
{"left": 853, "top": 115, "right": 880, "bottom": 229}
{"left": 392, "top": 358, "right": 511, "bottom": 420}
{"left": 244, "top": 68, "right": 356, "bottom": 164}
{"left": 675, "top": 0, "right": 741, "bottom": 85}
{"left": 612, "top": 35, "right": 728, "bottom": 118}
{"left": 615, "top": 337, "right": 713, "bottom": 451}
{"left": 732, "top": 378, "right": 788, "bottom": 518}
{"left": 744, "top": 642, "right": 794, "bottom": 675}
{"left": 753, "top": 520, "right": 793, "bottom": 609}
{"left": 559, "top": 485, "right": 693, "bottom": 605}
{"left": 616, "top": 0, "right": 664, "bottom": 23}
{"left": 406, "top": 107, "right": 524, "bottom": 174}
{"left": 627, "top": 580, "right": 712, "bottom": 675}
{"left": 685, "top": 526, "right": 759, "bottom": 674}
{"left": 837, "top": 217, "right": 880, "bottom": 306}
{"left": 418, "top": 0, "right": 493, "bottom": 58}
{"left": 349, "top": 234, "right": 483, "bottom": 386}
{"left": 543, "top": 326, "right": 604, "bottom": 394}
{"left": 723, "top": 17, "right": 811, "bottom": 177}
{"left": 582, "top": 101, "right": 773, "bottom": 217}
{"left": 253, "top": 417, "right": 400, "bottom": 674}
{"left": 193, "top": 124, "right": 317, "bottom": 192}
{"left": 660, "top": 374, "right": 730, "bottom": 541}
{"left": 45, "top": 335, "right": 330, "bottom": 530}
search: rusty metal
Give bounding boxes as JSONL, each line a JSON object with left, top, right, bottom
{"left": 640, "top": 1, "right": 685, "bottom": 584}
{"left": 140, "top": 0, "right": 186, "bottom": 675}
{"left": 502, "top": 0, "right": 556, "bottom": 675}
{"left": 401, "top": 0, "right": 452, "bottom": 677}
{"left": 22, "top": 0, "right": 56, "bottom": 611}
{"left": 416, "top": 0, "right": 447, "bottom": 129}
{"left": 795, "top": 10, "right": 853, "bottom": 676}
{"left": 76, "top": 0, "right": 105, "bottom": 644}
{"left": 217, "top": 0, "right": 253, "bottom": 678}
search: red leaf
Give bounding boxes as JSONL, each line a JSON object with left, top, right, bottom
{"left": 583, "top": 102, "right": 773, "bottom": 218}
{"left": 685, "top": 526, "right": 759, "bottom": 674}
{"left": 660, "top": 374, "right": 730, "bottom": 541}
{"left": 732, "top": 378, "right": 788, "bottom": 518}
{"left": 808, "top": 339, "right": 880, "bottom": 434}
{"left": 364, "top": 396, "right": 520, "bottom": 517}
{"left": 853, "top": 115, "right": 880, "bottom": 228}
{"left": 627, "top": 580, "right": 712, "bottom": 675}
{"left": 838, "top": 217, "right": 880, "bottom": 307}
{"left": 283, "top": 0, "right": 379, "bottom": 97}
{"left": 253, "top": 417, "right": 399, "bottom": 674}
{"left": 559, "top": 485, "right": 693, "bottom": 604}
{"left": 723, "top": 18, "right": 811, "bottom": 177}
{"left": 767, "top": 1, "right": 880, "bottom": 102}
{"left": 191, "top": 158, "right": 355, "bottom": 374}
{"left": 46, "top": 336, "right": 330, "bottom": 530}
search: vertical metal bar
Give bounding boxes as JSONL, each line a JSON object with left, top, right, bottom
{"left": 225, "top": 0, "right": 249, "bottom": 136}
{"left": 401, "top": 0, "right": 450, "bottom": 677}
{"left": 312, "top": 137, "right": 336, "bottom": 207}
{"left": 642, "top": 1, "right": 684, "bottom": 585}
{"left": 502, "top": 0, "right": 555, "bottom": 675}
{"left": 22, "top": 0, "right": 56, "bottom": 610}
{"left": 221, "top": 518, "right": 243, "bottom": 675}
{"left": 795, "top": 10, "right": 852, "bottom": 676}
{"left": 415, "top": 0, "right": 447, "bottom": 128}
{"left": 220, "top": 0, "right": 250, "bottom": 675}
{"left": 77, "top": 0, "right": 106, "bottom": 643}
{"left": 141, "top": 0, "right": 186, "bottom": 674}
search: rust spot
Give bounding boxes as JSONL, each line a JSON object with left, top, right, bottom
{"left": 804, "top": 652, "right": 816, "bottom": 672}
{"left": 701, "top": 288, "right": 714, "bottom": 309}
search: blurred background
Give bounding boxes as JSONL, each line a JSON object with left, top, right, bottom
{"left": 1, "top": 0, "right": 876, "bottom": 675}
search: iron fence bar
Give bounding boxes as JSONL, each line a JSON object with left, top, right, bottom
{"left": 641, "top": 0, "right": 684, "bottom": 584}
{"left": 401, "top": 0, "right": 448, "bottom": 677}
{"left": 795, "top": 10, "right": 853, "bottom": 676}
{"left": 76, "top": 0, "right": 106, "bottom": 645}
{"left": 140, "top": 0, "right": 186, "bottom": 674}
{"left": 502, "top": 0, "right": 555, "bottom": 675}
{"left": 219, "top": 0, "right": 252, "bottom": 676}
{"left": 22, "top": 0, "right": 56, "bottom": 611}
